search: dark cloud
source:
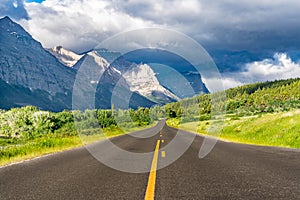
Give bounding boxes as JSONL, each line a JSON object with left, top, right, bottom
{"left": 0, "top": 0, "right": 29, "bottom": 20}
{"left": 14, "top": 0, "right": 300, "bottom": 55}
{"left": 1, "top": 0, "right": 298, "bottom": 88}
{"left": 112, "top": 0, "right": 300, "bottom": 52}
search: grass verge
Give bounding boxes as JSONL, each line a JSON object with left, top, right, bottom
{"left": 167, "top": 110, "right": 300, "bottom": 148}
{"left": 0, "top": 123, "right": 156, "bottom": 167}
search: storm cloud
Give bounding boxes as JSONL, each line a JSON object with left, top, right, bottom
{"left": 112, "top": 0, "right": 300, "bottom": 51}
{"left": 2, "top": 0, "right": 300, "bottom": 87}
{"left": 16, "top": 0, "right": 300, "bottom": 53}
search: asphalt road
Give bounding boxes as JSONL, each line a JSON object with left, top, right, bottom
{"left": 1, "top": 121, "right": 300, "bottom": 199}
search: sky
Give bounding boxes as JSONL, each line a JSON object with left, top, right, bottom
{"left": 0, "top": 0, "right": 300, "bottom": 89}
{"left": 26, "top": 0, "right": 44, "bottom": 3}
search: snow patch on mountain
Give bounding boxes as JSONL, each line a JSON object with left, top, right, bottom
{"left": 49, "top": 46, "right": 181, "bottom": 104}
{"left": 122, "top": 64, "right": 179, "bottom": 102}
{"left": 48, "top": 46, "right": 83, "bottom": 67}
{"left": 87, "top": 51, "right": 110, "bottom": 73}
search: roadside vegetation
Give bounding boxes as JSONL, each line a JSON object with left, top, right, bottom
{"left": 167, "top": 110, "right": 300, "bottom": 148}
{"left": 165, "top": 78, "right": 300, "bottom": 148}
{"left": 1, "top": 78, "right": 299, "bottom": 166}
{"left": 0, "top": 106, "right": 158, "bottom": 166}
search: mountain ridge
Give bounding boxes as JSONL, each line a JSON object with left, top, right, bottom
{"left": 0, "top": 16, "right": 209, "bottom": 111}
{"left": 0, "top": 16, "right": 76, "bottom": 95}
{"left": 47, "top": 46, "right": 83, "bottom": 67}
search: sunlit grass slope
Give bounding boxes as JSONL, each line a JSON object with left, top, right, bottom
{"left": 167, "top": 110, "right": 300, "bottom": 148}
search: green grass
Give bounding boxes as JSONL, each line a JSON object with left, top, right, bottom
{"left": 0, "top": 135, "right": 82, "bottom": 166}
{"left": 0, "top": 123, "right": 156, "bottom": 167}
{"left": 167, "top": 110, "right": 300, "bottom": 148}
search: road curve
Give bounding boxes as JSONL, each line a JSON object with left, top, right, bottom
{"left": 1, "top": 122, "right": 300, "bottom": 199}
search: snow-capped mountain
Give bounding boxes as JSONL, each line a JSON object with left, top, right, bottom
{"left": 0, "top": 16, "right": 208, "bottom": 110}
{"left": 73, "top": 50, "right": 122, "bottom": 84}
{"left": 48, "top": 46, "right": 83, "bottom": 67}
{"left": 0, "top": 16, "right": 154, "bottom": 110}
{"left": 87, "top": 51, "right": 110, "bottom": 72}
{"left": 70, "top": 49, "right": 179, "bottom": 104}
{"left": 116, "top": 48, "right": 209, "bottom": 97}
{"left": 72, "top": 50, "right": 155, "bottom": 109}
{"left": 123, "top": 63, "right": 179, "bottom": 103}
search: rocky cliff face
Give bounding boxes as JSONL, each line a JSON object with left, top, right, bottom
{"left": 73, "top": 50, "right": 155, "bottom": 109}
{"left": 122, "top": 63, "right": 179, "bottom": 103}
{"left": 0, "top": 16, "right": 75, "bottom": 95}
{"left": 0, "top": 16, "right": 209, "bottom": 110}
{"left": 71, "top": 48, "right": 180, "bottom": 104}
{"left": 94, "top": 49, "right": 180, "bottom": 103}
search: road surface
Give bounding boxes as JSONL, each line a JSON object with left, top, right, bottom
{"left": 1, "top": 121, "right": 300, "bottom": 199}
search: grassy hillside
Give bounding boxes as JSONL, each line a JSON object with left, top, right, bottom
{"left": 168, "top": 110, "right": 300, "bottom": 148}
{"left": 164, "top": 78, "right": 300, "bottom": 119}
{"left": 165, "top": 78, "right": 300, "bottom": 148}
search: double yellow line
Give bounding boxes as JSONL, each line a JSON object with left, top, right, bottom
{"left": 144, "top": 139, "right": 161, "bottom": 200}
{"left": 145, "top": 130, "right": 167, "bottom": 200}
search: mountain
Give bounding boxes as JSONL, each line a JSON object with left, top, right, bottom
{"left": 70, "top": 48, "right": 209, "bottom": 104}
{"left": 0, "top": 78, "right": 71, "bottom": 111}
{"left": 0, "top": 16, "right": 208, "bottom": 111}
{"left": 0, "top": 16, "right": 75, "bottom": 111}
{"left": 72, "top": 49, "right": 179, "bottom": 104}
{"left": 47, "top": 46, "right": 83, "bottom": 67}
{"left": 0, "top": 16, "right": 76, "bottom": 94}
{"left": 72, "top": 50, "right": 156, "bottom": 109}
{"left": 97, "top": 49, "right": 180, "bottom": 103}
{"left": 0, "top": 17, "right": 154, "bottom": 110}
{"left": 122, "top": 63, "right": 179, "bottom": 103}
{"left": 115, "top": 48, "right": 210, "bottom": 97}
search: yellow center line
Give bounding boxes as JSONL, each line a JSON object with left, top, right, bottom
{"left": 161, "top": 151, "right": 166, "bottom": 158}
{"left": 144, "top": 140, "right": 160, "bottom": 200}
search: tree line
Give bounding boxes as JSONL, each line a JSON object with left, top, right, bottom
{"left": 0, "top": 106, "right": 160, "bottom": 140}
{"left": 163, "top": 78, "right": 300, "bottom": 120}
{"left": 1, "top": 78, "right": 299, "bottom": 141}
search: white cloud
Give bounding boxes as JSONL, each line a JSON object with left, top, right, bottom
{"left": 21, "top": 0, "right": 154, "bottom": 52}
{"left": 14, "top": 0, "right": 300, "bottom": 52}
{"left": 202, "top": 76, "right": 244, "bottom": 92}
{"left": 112, "top": 0, "right": 202, "bottom": 23}
{"left": 216, "top": 53, "right": 300, "bottom": 90}
{"left": 220, "top": 77, "right": 244, "bottom": 89}
{"left": 11, "top": 0, "right": 300, "bottom": 91}
{"left": 13, "top": 1, "right": 18, "bottom": 8}
{"left": 243, "top": 53, "right": 300, "bottom": 81}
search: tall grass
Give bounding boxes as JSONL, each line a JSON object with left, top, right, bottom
{"left": 167, "top": 110, "right": 300, "bottom": 148}
{"left": 220, "top": 110, "right": 300, "bottom": 148}
{"left": 0, "top": 135, "right": 82, "bottom": 166}
{"left": 0, "top": 123, "right": 156, "bottom": 166}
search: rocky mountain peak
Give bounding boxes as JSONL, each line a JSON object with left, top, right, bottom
{"left": 48, "top": 46, "right": 83, "bottom": 67}
{"left": 122, "top": 63, "right": 179, "bottom": 103}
